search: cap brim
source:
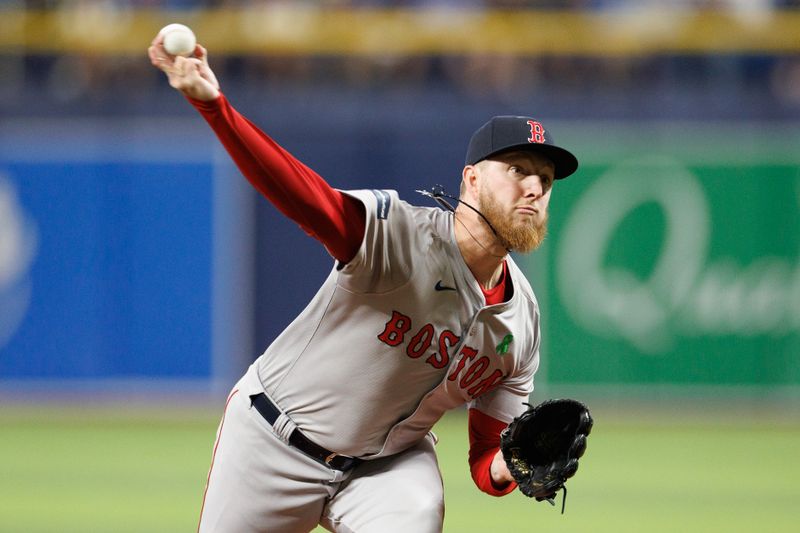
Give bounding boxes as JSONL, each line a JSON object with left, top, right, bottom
{"left": 485, "top": 143, "right": 579, "bottom": 179}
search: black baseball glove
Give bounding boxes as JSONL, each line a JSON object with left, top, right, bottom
{"left": 500, "top": 399, "right": 593, "bottom": 512}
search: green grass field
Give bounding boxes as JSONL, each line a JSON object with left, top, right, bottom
{"left": 1, "top": 402, "right": 797, "bottom": 532}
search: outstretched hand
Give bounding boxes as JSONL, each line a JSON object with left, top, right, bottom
{"left": 148, "top": 32, "right": 220, "bottom": 101}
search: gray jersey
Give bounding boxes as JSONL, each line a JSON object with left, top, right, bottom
{"left": 255, "top": 189, "right": 540, "bottom": 458}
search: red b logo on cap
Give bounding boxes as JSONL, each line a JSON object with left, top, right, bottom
{"left": 527, "top": 120, "right": 545, "bottom": 144}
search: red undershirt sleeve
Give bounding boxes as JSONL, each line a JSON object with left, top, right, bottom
{"left": 468, "top": 408, "right": 517, "bottom": 496}
{"left": 469, "top": 264, "right": 515, "bottom": 496}
{"left": 187, "top": 93, "right": 365, "bottom": 264}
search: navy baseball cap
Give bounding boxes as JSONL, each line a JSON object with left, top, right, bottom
{"left": 465, "top": 116, "right": 579, "bottom": 179}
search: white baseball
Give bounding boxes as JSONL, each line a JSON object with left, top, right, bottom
{"left": 160, "top": 23, "right": 196, "bottom": 56}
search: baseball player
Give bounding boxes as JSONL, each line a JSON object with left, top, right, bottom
{"left": 148, "top": 34, "right": 579, "bottom": 533}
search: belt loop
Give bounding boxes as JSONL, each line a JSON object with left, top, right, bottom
{"left": 249, "top": 392, "right": 362, "bottom": 472}
{"left": 272, "top": 413, "right": 297, "bottom": 443}
{"left": 329, "top": 468, "right": 347, "bottom": 483}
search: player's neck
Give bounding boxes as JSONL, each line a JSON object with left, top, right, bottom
{"left": 453, "top": 208, "right": 507, "bottom": 289}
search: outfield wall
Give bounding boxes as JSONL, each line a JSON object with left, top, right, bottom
{"left": 525, "top": 123, "right": 800, "bottom": 398}
{"left": 1, "top": 101, "right": 798, "bottom": 398}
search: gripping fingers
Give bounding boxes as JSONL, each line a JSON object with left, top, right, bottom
{"left": 195, "top": 45, "right": 220, "bottom": 90}
{"left": 148, "top": 33, "right": 171, "bottom": 69}
{"left": 195, "top": 44, "right": 208, "bottom": 63}
{"left": 148, "top": 45, "right": 170, "bottom": 70}
{"left": 167, "top": 57, "right": 202, "bottom": 91}
{"left": 149, "top": 35, "right": 219, "bottom": 100}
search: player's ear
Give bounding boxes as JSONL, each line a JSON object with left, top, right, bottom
{"left": 461, "top": 165, "right": 479, "bottom": 199}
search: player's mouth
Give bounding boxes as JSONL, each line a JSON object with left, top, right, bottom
{"left": 515, "top": 205, "right": 539, "bottom": 216}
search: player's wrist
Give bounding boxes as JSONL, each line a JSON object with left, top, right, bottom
{"left": 185, "top": 89, "right": 222, "bottom": 107}
{"left": 489, "top": 449, "right": 514, "bottom": 485}
{"left": 185, "top": 85, "right": 220, "bottom": 102}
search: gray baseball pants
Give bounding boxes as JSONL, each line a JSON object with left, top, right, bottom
{"left": 198, "top": 368, "right": 445, "bottom": 532}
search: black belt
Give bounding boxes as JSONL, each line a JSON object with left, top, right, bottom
{"left": 250, "top": 393, "right": 363, "bottom": 472}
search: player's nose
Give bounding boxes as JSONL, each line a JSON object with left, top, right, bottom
{"left": 522, "top": 174, "right": 545, "bottom": 199}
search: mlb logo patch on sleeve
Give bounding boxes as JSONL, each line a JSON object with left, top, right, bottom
{"left": 371, "top": 190, "right": 391, "bottom": 220}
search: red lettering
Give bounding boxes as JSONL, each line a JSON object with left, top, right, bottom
{"left": 467, "top": 369, "right": 504, "bottom": 398}
{"left": 427, "top": 330, "right": 458, "bottom": 369}
{"left": 377, "top": 311, "right": 412, "bottom": 347}
{"left": 448, "top": 346, "right": 478, "bottom": 381}
{"left": 460, "top": 356, "right": 490, "bottom": 388}
{"left": 407, "top": 324, "right": 434, "bottom": 359}
{"left": 527, "top": 120, "right": 546, "bottom": 144}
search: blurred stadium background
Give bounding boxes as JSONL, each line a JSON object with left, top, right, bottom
{"left": 1, "top": 1, "right": 799, "bottom": 532}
